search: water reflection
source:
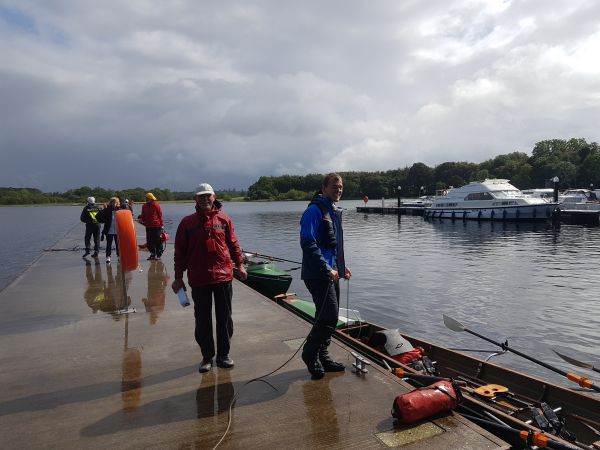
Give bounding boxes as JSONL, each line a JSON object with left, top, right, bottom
{"left": 121, "top": 315, "right": 142, "bottom": 413}
{"left": 81, "top": 258, "right": 142, "bottom": 412}
{"left": 83, "top": 262, "right": 132, "bottom": 319}
{"left": 302, "top": 374, "right": 341, "bottom": 444}
{"left": 142, "top": 260, "right": 169, "bottom": 325}
{"left": 195, "top": 370, "right": 234, "bottom": 418}
{"left": 83, "top": 258, "right": 104, "bottom": 314}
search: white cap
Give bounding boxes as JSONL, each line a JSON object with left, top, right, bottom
{"left": 87, "top": 196, "right": 95, "bottom": 204}
{"left": 195, "top": 183, "right": 215, "bottom": 196}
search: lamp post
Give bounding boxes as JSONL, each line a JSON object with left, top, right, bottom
{"left": 552, "top": 176, "right": 559, "bottom": 203}
{"left": 420, "top": 185, "right": 425, "bottom": 197}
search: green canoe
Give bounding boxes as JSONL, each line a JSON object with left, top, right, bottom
{"left": 276, "top": 296, "right": 362, "bottom": 328}
{"left": 239, "top": 261, "right": 292, "bottom": 299}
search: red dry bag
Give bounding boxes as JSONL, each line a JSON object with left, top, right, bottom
{"left": 391, "top": 380, "right": 460, "bottom": 424}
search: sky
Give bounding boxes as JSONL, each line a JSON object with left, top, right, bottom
{"left": 1, "top": 0, "right": 600, "bottom": 192}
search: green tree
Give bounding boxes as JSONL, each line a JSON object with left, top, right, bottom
{"left": 406, "top": 163, "right": 434, "bottom": 196}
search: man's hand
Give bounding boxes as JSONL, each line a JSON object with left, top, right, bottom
{"left": 237, "top": 265, "right": 248, "bottom": 281}
{"left": 344, "top": 267, "right": 352, "bottom": 280}
{"left": 328, "top": 269, "right": 340, "bottom": 282}
{"left": 171, "top": 278, "right": 185, "bottom": 294}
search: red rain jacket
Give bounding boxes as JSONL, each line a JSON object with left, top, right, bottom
{"left": 174, "top": 203, "right": 244, "bottom": 287}
{"left": 140, "top": 201, "right": 164, "bottom": 228}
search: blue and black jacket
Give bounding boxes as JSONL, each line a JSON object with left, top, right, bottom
{"left": 300, "top": 194, "right": 346, "bottom": 280}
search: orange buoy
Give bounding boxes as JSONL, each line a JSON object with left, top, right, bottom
{"left": 116, "top": 209, "right": 139, "bottom": 272}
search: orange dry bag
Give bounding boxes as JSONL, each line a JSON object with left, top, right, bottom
{"left": 391, "top": 380, "right": 461, "bottom": 424}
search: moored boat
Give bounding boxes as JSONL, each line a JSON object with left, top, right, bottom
{"left": 401, "top": 196, "right": 434, "bottom": 208}
{"left": 559, "top": 189, "right": 600, "bottom": 211}
{"left": 236, "top": 254, "right": 292, "bottom": 299}
{"left": 424, "top": 179, "right": 559, "bottom": 223}
{"left": 273, "top": 293, "right": 600, "bottom": 448}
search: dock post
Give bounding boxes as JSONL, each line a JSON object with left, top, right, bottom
{"left": 397, "top": 186, "right": 401, "bottom": 222}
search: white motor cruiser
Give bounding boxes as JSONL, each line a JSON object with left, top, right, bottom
{"left": 424, "top": 179, "right": 558, "bottom": 222}
{"left": 559, "top": 189, "right": 600, "bottom": 211}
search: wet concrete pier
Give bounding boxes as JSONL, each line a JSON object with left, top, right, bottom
{"left": 0, "top": 225, "right": 508, "bottom": 449}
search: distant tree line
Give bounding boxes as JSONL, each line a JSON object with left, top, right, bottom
{"left": 2, "top": 138, "right": 599, "bottom": 205}
{"left": 0, "top": 186, "right": 247, "bottom": 205}
{"left": 247, "top": 138, "right": 600, "bottom": 199}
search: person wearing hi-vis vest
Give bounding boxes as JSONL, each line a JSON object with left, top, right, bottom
{"left": 172, "top": 183, "right": 248, "bottom": 373}
{"left": 300, "top": 173, "right": 352, "bottom": 380}
{"left": 80, "top": 196, "right": 103, "bottom": 258}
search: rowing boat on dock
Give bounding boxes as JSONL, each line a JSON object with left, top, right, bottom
{"left": 273, "top": 293, "right": 600, "bottom": 449}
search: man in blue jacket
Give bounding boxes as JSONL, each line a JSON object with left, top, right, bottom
{"left": 300, "top": 173, "right": 352, "bottom": 379}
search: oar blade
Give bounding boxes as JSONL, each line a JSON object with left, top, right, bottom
{"left": 553, "top": 349, "right": 597, "bottom": 371}
{"left": 443, "top": 314, "right": 466, "bottom": 332}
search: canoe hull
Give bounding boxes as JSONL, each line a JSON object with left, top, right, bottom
{"left": 240, "top": 263, "right": 292, "bottom": 299}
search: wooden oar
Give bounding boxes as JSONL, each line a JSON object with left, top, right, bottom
{"left": 553, "top": 349, "right": 600, "bottom": 374}
{"left": 241, "top": 249, "right": 302, "bottom": 265}
{"left": 443, "top": 315, "right": 600, "bottom": 393}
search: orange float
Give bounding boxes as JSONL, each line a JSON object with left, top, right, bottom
{"left": 116, "top": 209, "right": 139, "bottom": 272}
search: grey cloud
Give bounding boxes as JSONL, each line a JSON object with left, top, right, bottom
{"left": 1, "top": 0, "right": 599, "bottom": 191}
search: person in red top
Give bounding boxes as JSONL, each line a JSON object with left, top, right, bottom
{"left": 139, "top": 192, "right": 164, "bottom": 260}
{"left": 171, "top": 183, "right": 248, "bottom": 373}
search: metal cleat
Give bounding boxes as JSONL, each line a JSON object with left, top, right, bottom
{"left": 351, "top": 352, "right": 371, "bottom": 375}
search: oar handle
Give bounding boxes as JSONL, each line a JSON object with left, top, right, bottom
{"left": 461, "top": 413, "right": 580, "bottom": 450}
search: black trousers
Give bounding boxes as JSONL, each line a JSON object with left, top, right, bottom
{"left": 304, "top": 278, "right": 340, "bottom": 330}
{"left": 105, "top": 234, "right": 119, "bottom": 257}
{"left": 192, "top": 281, "right": 233, "bottom": 360}
{"left": 146, "top": 227, "right": 162, "bottom": 257}
{"left": 84, "top": 224, "right": 100, "bottom": 252}
{"left": 303, "top": 278, "right": 340, "bottom": 358}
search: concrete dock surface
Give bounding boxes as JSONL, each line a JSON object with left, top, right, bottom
{"left": 0, "top": 225, "right": 508, "bottom": 449}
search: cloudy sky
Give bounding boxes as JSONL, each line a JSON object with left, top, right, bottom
{"left": 1, "top": 0, "right": 599, "bottom": 191}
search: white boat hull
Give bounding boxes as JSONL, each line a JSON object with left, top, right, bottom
{"left": 424, "top": 204, "right": 557, "bottom": 222}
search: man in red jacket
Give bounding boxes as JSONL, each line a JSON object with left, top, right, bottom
{"left": 171, "top": 183, "right": 248, "bottom": 373}
{"left": 139, "top": 192, "right": 164, "bottom": 260}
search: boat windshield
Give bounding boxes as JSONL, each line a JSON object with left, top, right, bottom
{"left": 464, "top": 192, "right": 494, "bottom": 200}
{"left": 490, "top": 190, "right": 523, "bottom": 199}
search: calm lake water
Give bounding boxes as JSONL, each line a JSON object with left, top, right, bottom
{"left": 1, "top": 201, "right": 599, "bottom": 387}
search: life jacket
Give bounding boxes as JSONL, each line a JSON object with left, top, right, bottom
{"left": 392, "top": 347, "right": 425, "bottom": 365}
{"left": 307, "top": 197, "right": 337, "bottom": 249}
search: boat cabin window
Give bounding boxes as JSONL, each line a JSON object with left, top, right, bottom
{"left": 464, "top": 192, "right": 494, "bottom": 201}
